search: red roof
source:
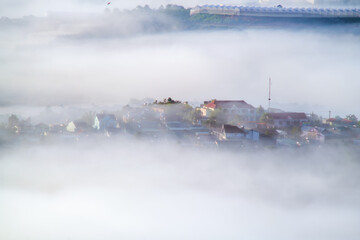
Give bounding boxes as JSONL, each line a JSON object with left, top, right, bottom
{"left": 342, "top": 119, "right": 353, "bottom": 123}
{"left": 204, "top": 100, "right": 255, "bottom": 110}
{"left": 269, "top": 112, "right": 307, "bottom": 120}
{"left": 327, "top": 118, "right": 353, "bottom": 123}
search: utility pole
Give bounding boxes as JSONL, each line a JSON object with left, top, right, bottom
{"left": 329, "top": 110, "right": 331, "bottom": 119}
{"left": 268, "top": 77, "right": 271, "bottom": 113}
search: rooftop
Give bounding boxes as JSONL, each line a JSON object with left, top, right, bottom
{"left": 205, "top": 100, "right": 255, "bottom": 110}
{"left": 269, "top": 112, "right": 307, "bottom": 120}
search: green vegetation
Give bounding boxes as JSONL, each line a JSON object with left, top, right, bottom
{"left": 180, "top": 105, "right": 201, "bottom": 124}
{"left": 154, "top": 97, "right": 181, "bottom": 105}
{"left": 8, "top": 114, "right": 19, "bottom": 129}
{"left": 256, "top": 105, "right": 265, "bottom": 115}
{"left": 260, "top": 113, "right": 274, "bottom": 125}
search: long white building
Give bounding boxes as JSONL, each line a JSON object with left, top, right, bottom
{"left": 190, "top": 5, "right": 360, "bottom": 18}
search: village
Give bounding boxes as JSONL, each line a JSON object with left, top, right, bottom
{"left": 1, "top": 97, "right": 360, "bottom": 150}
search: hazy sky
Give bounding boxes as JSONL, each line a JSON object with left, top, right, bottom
{"left": 1, "top": 22, "right": 360, "bottom": 117}
{"left": 1, "top": 0, "right": 360, "bottom": 118}
{"left": 1, "top": 0, "right": 360, "bottom": 18}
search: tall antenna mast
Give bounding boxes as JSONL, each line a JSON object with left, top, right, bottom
{"left": 268, "top": 77, "right": 271, "bottom": 112}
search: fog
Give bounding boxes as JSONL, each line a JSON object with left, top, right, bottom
{"left": 0, "top": 139, "right": 359, "bottom": 240}
{"left": 1, "top": 11, "right": 360, "bottom": 117}
{"left": 1, "top": 2, "right": 360, "bottom": 239}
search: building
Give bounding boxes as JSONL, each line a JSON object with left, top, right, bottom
{"left": 66, "top": 121, "right": 91, "bottom": 133}
{"left": 245, "top": 129, "right": 260, "bottom": 142}
{"left": 259, "top": 0, "right": 315, "bottom": 5}
{"left": 93, "top": 114, "right": 117, "bottom": 131}
{"left": 190, "top": 5, "right": 360, "bottom": 18}
{"left": 269, "top": 112, "right": 307, "bottom": 128}
{"left": 326, "top": 118, "right": 357, "bottom": 127}
{"left": 201, "top": 100, "right": 257, "bottom": 122}
{"left": 301, "top": 126, "right": 325, "bottom": 142}
{"left": 213, "top": 124, "right": 246, "bottom": 140}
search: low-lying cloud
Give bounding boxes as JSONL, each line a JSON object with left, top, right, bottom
{"left": 0, "top": 139, "right": 359, "bottom": 240}
{"left": 1, "top": 20, "right": 360, "bottom": 116}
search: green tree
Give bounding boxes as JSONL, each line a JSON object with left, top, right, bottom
{"left": 290, "top": 126, "right": 301, "bottom": 137}
{"left": 81, "top": 111, "right": 96, "bottom": 126}
{"left": 256, "top": 105, "right": 265, "bottom": 115}
{"left": 346, "top": 114, "right": 358, "bottom": 122}
{"left": 260, "top": 113, "right": 273, "bottom": 124}
{"left": 8, "top": 114, "right": 19, "bottom": 129}
{"left": 205, "top": 109, "right": 221, "bottom": 126}
{"left": 229, "top": 114, "right": 243, "bottom": 125}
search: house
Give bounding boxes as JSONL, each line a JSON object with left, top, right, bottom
{"left": 301, "top": 126, "right": 325, "bottom": 142}
{"left": 66, "top": 121, "right": 92, "bottom": 133}
{"left": 245, "top": 129, "right": 260, "bottom": 142}
{"left": 93, "top": 114, "right": 117, "bottom": 131}
{"left": 321, "top": 128, "right": 342, "bottom": 141}
{"left": 165, "top": 121, "right": 203, "bottom": 138}
{"left": 212, "top": 124, "right": 246, "bottom": 141}
{"left": 326, "top": 118, "right": 357, "bottom": 127}
{"left": 201, "top": 100, "right": 257, "bottom": 122}
{"left": 269, "top": 112, "right": 307, "bottom": 128}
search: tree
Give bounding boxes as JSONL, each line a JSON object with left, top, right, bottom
{"left": 81, "top": 111, "right": 96, "bottom": 126}
{"left": 205, "top": 109, "right": 221, "bottom": 126}
{"left": 155, "top": 97, "right": 181, "bottom": 105}
{"left": 256, "top": 105, "right": 265, "bottom": 115}
{"left": 260, "top": 113, "right": 273, "bottom": 125}
{"left": 290, "top": 126, "right": 301, "bottom": 137}
{"left": 182, "top": 108, "right": 201, "bottom": 124}
{"left": 346, "top": 114, "right": 358, "bottom": 122}
{"left": 8, "top": 114, "right": 19, "bottom": 129}
{"left": 309, "top": 112, "right": 321, "bottom": 124}
{"left": 228, "top": 114, "right": 243, "bottom": 125}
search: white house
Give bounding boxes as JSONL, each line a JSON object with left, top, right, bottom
{"left": 201, "top": 100, "right": 257, "bottom": 122}
{"left": 213, "top": 124, "right": 246, "bottom": 140}
{"left": 66, "top": 121, "right": 91, "bottom": 133}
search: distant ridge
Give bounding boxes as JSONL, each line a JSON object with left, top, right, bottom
{"left": 190, "top": 5, "right": 360, "bottom": 18}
